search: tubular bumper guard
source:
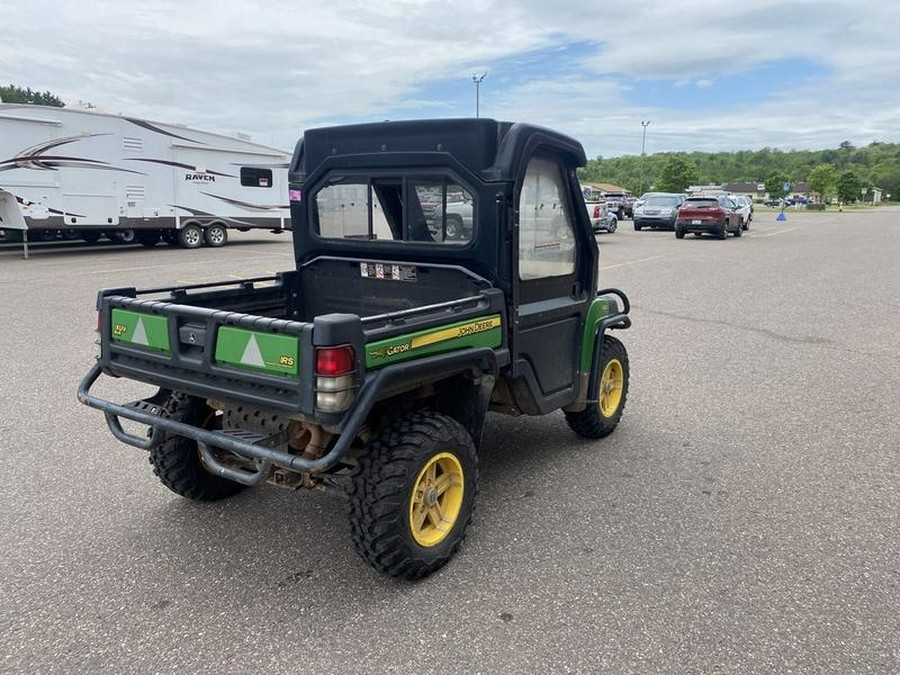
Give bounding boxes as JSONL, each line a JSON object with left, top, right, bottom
{"left": 77, "top": 347, "right": 498, "bottom": 482}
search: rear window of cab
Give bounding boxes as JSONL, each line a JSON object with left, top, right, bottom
{"left": 312, "top": 174, "right": 475, "bottom": 245}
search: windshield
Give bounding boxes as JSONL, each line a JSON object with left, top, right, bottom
{"left": 684, "top": 199, "right": 719, "bottom": 208}
{"left": 644, "top": 196, "right": 681, "bottom": 207}
{"left": 313, "top": 174, "right": 474, "bottom": 245}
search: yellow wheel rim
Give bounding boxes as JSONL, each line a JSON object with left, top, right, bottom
{"left": 599, "top": 358, "right": 624, "bottom": 418}
{"left": 409, "top": 452, "right": 464, "bottom": 548}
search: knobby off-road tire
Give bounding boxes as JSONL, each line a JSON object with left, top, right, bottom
{"left": 565, "top": 335, "right": 630, "bottom": 439}
{"left": 149, "top": 393, "right": 247, "bottom": 501}
{"left": 347, "top": 411, "right": 478, "bottom": 580}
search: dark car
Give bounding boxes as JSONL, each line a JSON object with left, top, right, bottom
{"left": 675, "top": 195, "right": 744, "bottom": 239}
{"left": 604, "top": 192, "right": 631, "bottom": 219}
{"left": 633, "top": 193, "right": 685, "bottom": 230}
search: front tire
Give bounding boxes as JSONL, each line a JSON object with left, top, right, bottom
{"left": 565, "top": 335, "right": 629, "bottom": 439}
{"left": 348, "top": 411, "right": 477, "bottom": 580}
{"left": 178, "top": 223, "right": 203, "bottom": 249}
{"left": 634, "top": 223, "right": 642, "bottom": 231}
{"left": 149, "top": 393, "right": 247, "bottom": 501}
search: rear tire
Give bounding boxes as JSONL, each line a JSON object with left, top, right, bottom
{"left": 565, "top": 335, "right": 629, "bottom": 439}
{"left": 204, "top": 223, "right": 228, "bottom": 247}
{"left": 348, "top": 411, "right": 477, "bottom": 579}
{"left": 717, "top": 224, "right": 728, "bottom": 240}
{"left": 675, "top": 226, "right": 685, "bottom": 239}
{"left": 149, "top": 393, "right": 247, "bottom": 501}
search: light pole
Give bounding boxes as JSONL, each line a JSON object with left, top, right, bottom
{"left": 639, "top": 120, "right": 651, "bottom": 195}
{"left": 472, "top": 72, "right": 486, "bottom": 118}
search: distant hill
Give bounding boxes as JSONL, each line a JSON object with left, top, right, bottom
{"left": 579, "top": 142, "right": 900, "bottom": 199}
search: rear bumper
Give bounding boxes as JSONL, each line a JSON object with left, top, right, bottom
{"left": 634, "top": 215, "right": 676, "bottom": 229}
{"left": 77, "top": 346, "right": 501, "bottom": 480}
{"left": 676, "top": 219, "right": 725, "bottom": 233}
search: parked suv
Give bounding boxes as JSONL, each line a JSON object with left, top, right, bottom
{"left": 633, "top": 193, "right": 685, "bottom": 231}
{"left": 675, "top": 195, "right": 743, "bottom": 239}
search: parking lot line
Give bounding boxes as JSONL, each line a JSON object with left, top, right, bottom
{"left": 600, "top": 255, "right": 665, "bottom": 271}
{"left": 760, "top": 227, "right": 796, "bottom": 237}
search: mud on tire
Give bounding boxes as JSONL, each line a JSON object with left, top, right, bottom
{"left": 347, "top": 411, "right": 478, "bottom": 580}
{"left": 149, "top": 393, "right": 247, "bottom": 501}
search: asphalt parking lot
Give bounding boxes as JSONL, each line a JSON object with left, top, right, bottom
{"left": 2, "top": 208, "right": 899, "bottom": 674}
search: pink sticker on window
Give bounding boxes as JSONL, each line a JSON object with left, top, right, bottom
{"left": 289, "top": 189, "right": 302, "bottom": 202}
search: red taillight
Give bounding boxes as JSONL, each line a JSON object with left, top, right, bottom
{"left": 593, "top": 205, "right": 601, "bottom": 218}
{"left": 315, "top": 346, "right": 355, "bottom": 376}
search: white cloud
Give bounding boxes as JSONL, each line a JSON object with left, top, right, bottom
{"left": 1, "top": 0, "right": 899, "bottom": 157}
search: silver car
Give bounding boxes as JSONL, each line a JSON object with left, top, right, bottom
{"left": 633, "top": 194, "right": 686, "bottom": 231}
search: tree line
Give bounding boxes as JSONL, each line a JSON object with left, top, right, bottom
{"left": 579, "top": 141, "right": 900, "bottom": 203}
{"left": 0, "top": 84, "right": 65, "bottom": 107}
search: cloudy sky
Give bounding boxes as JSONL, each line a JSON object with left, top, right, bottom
{"left": 2, "top": 0, "right": 898, "bottom": 158}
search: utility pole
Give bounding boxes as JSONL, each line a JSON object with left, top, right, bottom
{"left": 472, "top": 73, "right": 486, "bottom": 118}
{"left": 639, "top": 120, "right": 651, "bottom": 195}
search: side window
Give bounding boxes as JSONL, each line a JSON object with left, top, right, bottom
{"left": 518, "top": 156, "right": 576, "bottom": 280}
{"left": 241, "top": 167, "right": 273, "bottom": 188}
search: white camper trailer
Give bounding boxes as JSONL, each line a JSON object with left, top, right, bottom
{"left": 0, "top": 104, "right": 290, "bottom": 248}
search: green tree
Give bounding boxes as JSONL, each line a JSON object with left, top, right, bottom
{"left": 0, "top": 84, "right": 65, "bottom": 107}
{"left": 836, "top": 171, "right": 862, "bottom": 203}
{"left": 656, "top": 154, "right": 699, "bottom": 192}
{"left": 806, "top": 164, "right": 837, "bottom": 203}
{"left": 764, "top": 172, "right": 790, "bottom": 200}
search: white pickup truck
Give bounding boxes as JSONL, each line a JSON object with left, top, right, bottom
{"left": 583, "top": 188, "right": 618, "bottom": 233}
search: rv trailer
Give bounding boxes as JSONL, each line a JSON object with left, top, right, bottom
{"left": 0, "top": 104, "right": 290, "bottom": 248}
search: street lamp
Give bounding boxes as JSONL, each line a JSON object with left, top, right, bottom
{"left": 472, "top": 72, "right": 486, "bottom": 118}
{"left": 639, "top": 120, "right": 651, "bottom": 195}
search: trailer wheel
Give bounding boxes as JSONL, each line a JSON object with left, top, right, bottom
{"left": 204, "top": 224, "right": 228, "bottom": 247}
{"left": 149, "top": 393, "right": 247, "bottom": 501}
{"left": 565, "top": 335, "right": 629, "bottom": 439}
{"left": 136, "top": 230, "right": 161, "bottom": 247}
{"left": 348, "top": 411, "right": 477, "bottom": 579}
{"left": 107, "top": 229, "right": 136, "bottom": 244}
{"left": 178, "top": 224, "right": 203, "bottom": 249}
